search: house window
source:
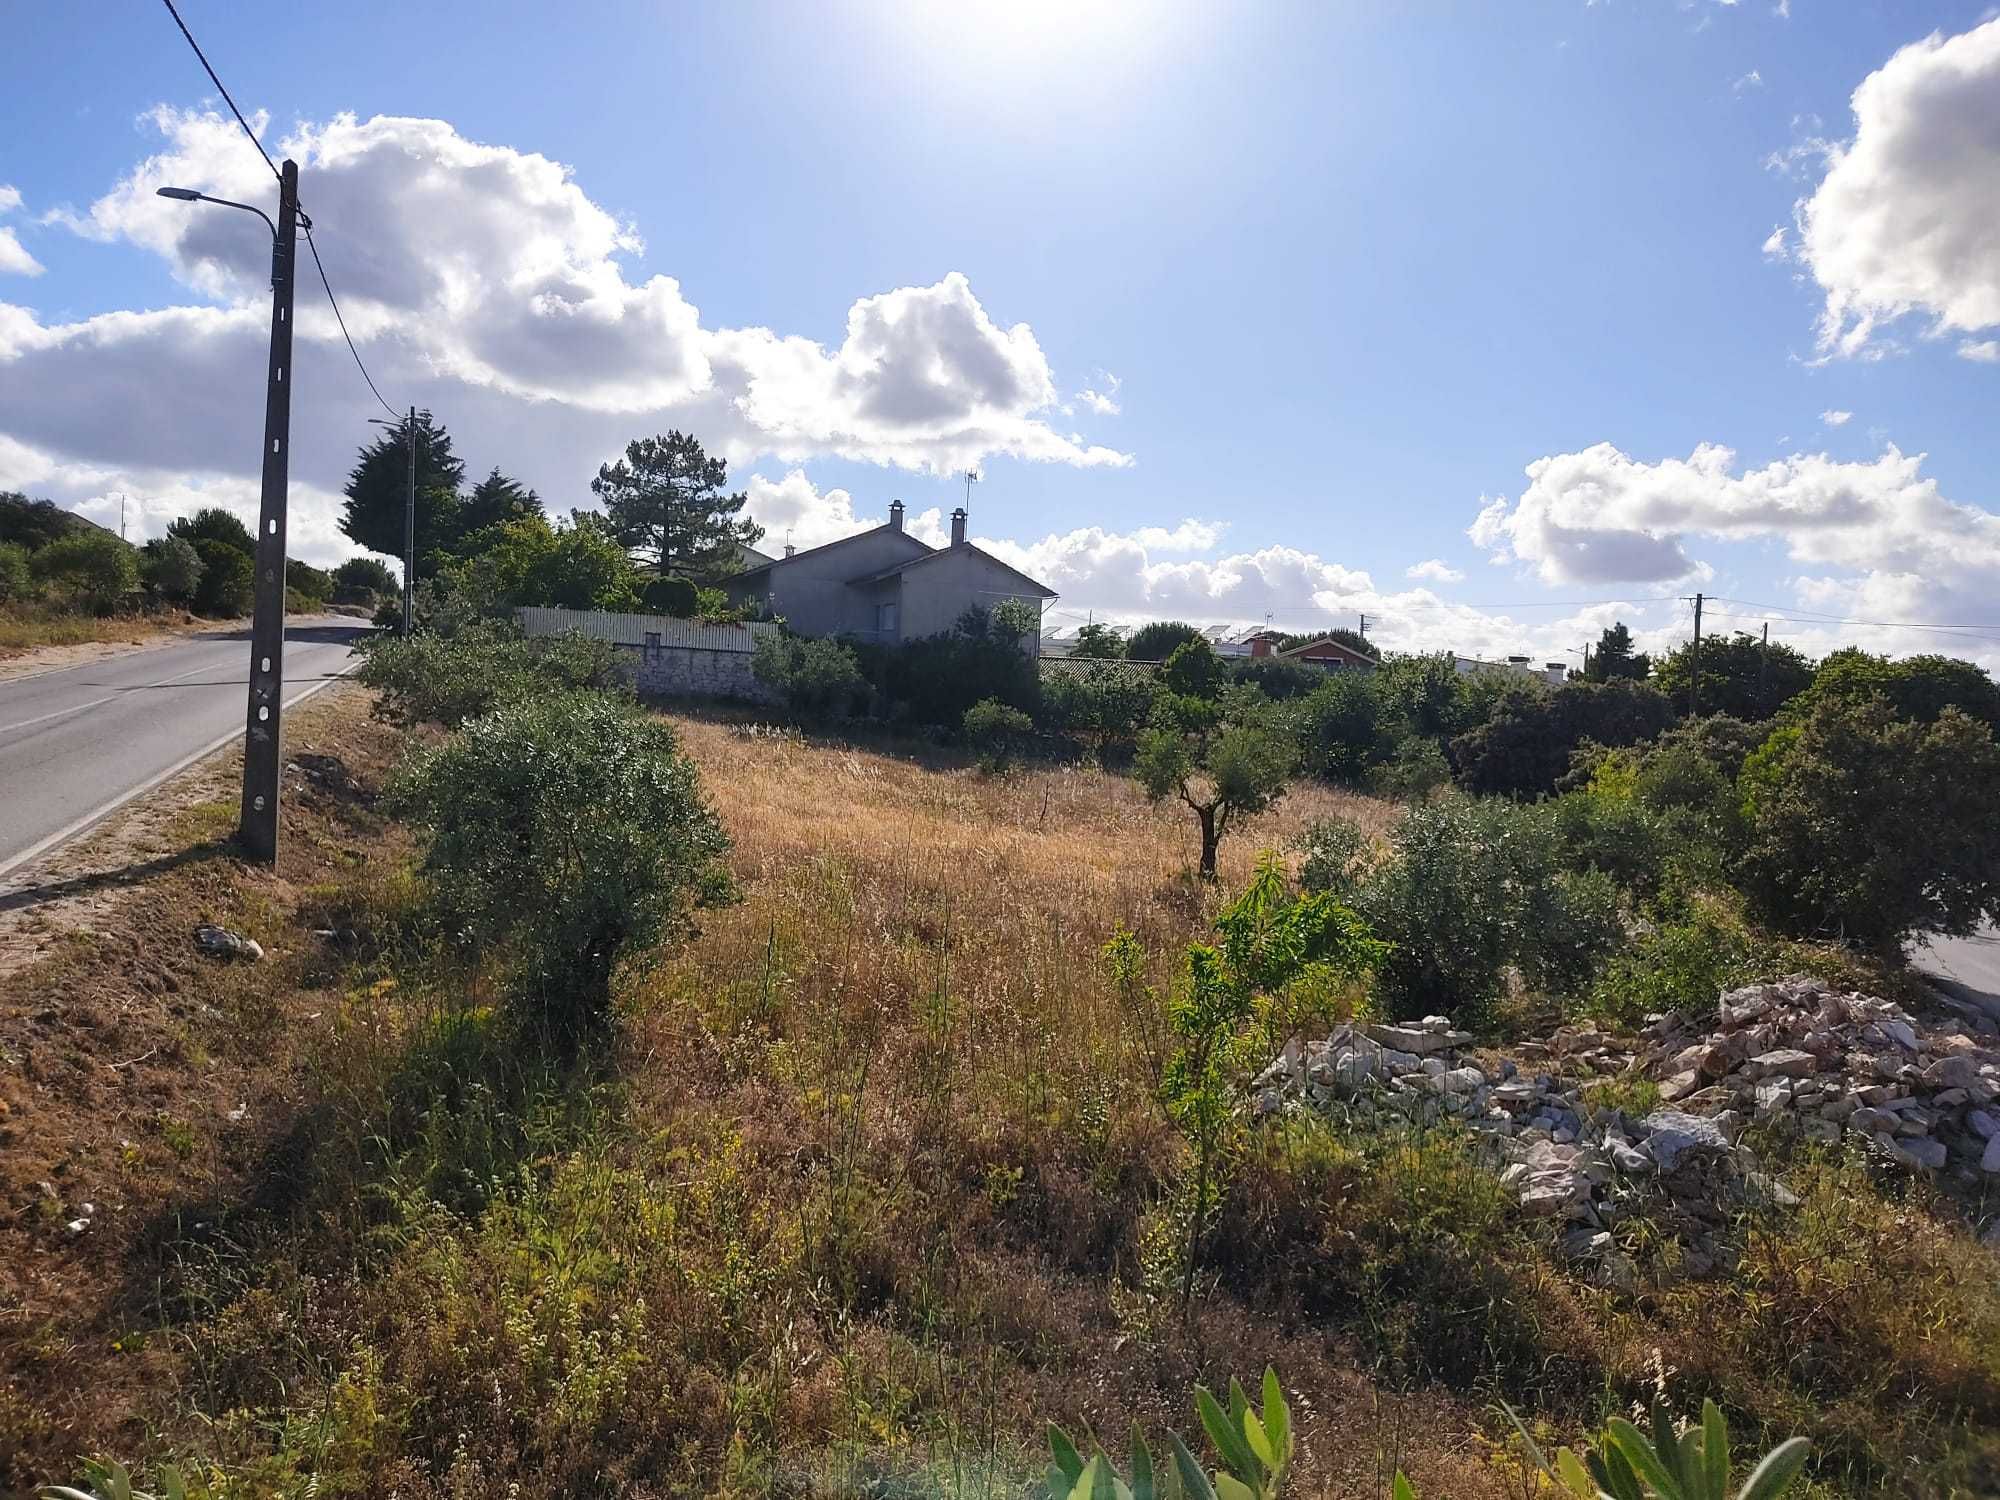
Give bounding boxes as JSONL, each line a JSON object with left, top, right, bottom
{"left": 875, "top": 601, "right": 899, "bottom": 635}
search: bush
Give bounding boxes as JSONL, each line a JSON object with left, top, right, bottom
{"left": 1291, "top": 672, "right": 1388, "bottom": 783}
{"left": 357, "top": 625, "right": 626, "bottom": 729}
{"left": 388, "top": 693, "right": 730, "bottom": 1039}
{"left": 1296, "top": 815, "right": 1371, "bottom": 900}
{"left": 1358, "top": 795, "right": 1624, "bottom": 1025}
{"left": 191, "top": 539, "right": 255, "bottom": 617}
{"left": 1735, "top": 694, "right": 2000, "bottom": 955}
{"left": 333, "top": 555, "right": 398, "bottom": 605}
{"left": 963, "top": 695, "right": 1033, "bottom": 769}
{"left": 30, "top": 529, "right": 139, "bottom": 613}
{"left": 1228, "top": 656, "right": 1323, "bottom": 701}
{"left": 867, "top": 614, "right": 1037, "bottom": 727}
{"left": 1368, "top": 735, "right": 1451, "bottom": 799}
{"left": 751, "top": 632, "right": 867, "bottom": 718}
{"left": 1125, "top": 619, "right": 1204, "bottom": 662}
{"left": 285, "top": 558, "right": 334, "bottom": 606}
{"left": 1039, "top": 666, "right": 1160, "bottom": 758}
{"left": 1160, "top": 636, "right": 1229, "bottom": 699}
{"left": 139, "top": 535, "right": 204, "bottom": 603}
{"left": 1450, "top": 678, "right": 1674, "bottom": 799}
{"left": 167, "top": 505, "right": 256, "bottom": 554}
{"left": 0, "top": 540, "right": 31, "bottom": 603}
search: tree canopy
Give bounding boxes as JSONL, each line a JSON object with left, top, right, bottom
{"left": 340, "top": 409, "right": 466, "bottom": 574}
{"left": 1585, "top": 622, "right": 1650, "bottom": 682}
{"left": 1791, "top": 648, "right": 2000, "bottom": 733}
{"left": 1, "top": 491, "right": 100, "bottom": 551}
{"left": 456, "top": 468, "right": 545, "bottom": 542}
{"left": 1069, "top": 622, "right": 1125, "bottom": 659}
{"left": 166, "top": 506, "right": 256, "bottom": 555}
{"left": 1136, "top": 696, "right": 1297, "bottom": 879}
{"left": 1124, "top": 620, "right": 1204, "bottom": 662}
{"left": 1654, "top": 631, "right": 1814, "bottom": 719}
{"left": 589, "top": 431, "right": 761, "bottom": 580}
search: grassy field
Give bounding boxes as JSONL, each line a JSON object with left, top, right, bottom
{"left": 2, "top": 692, "right": 1996, "bottom": 1498}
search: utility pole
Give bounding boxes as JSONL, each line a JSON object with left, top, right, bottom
{"left": 1357, "top": 612, "right": 1371, "bottom": 640}
{"left": 118, "top": 492, "right": 127, "bottom": 542}
{"left": 1757, "top": 621, "right": 1770, "bottom": 713}
{"left": 1687, "top": 590, "right": 1704, "bottom": 719}
{"left": 1581, "top": 642, "right": 1592, "bottom": 680}
{"left": 238, "top": 158, "right": 299, "bottom": 865}
{"left": 403, "top": 405, "right": 416, "bottom": 636}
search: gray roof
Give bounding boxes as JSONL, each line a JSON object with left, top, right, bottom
{"left": 726, "top": 523, "right": 933, "bottom": 583}
{"left": 850, "top": 543, "right": 1057, "bottom": 598}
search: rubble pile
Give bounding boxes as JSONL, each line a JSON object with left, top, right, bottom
{"left": 1251, "top": 976, "right": 2000, "bottom": 1278}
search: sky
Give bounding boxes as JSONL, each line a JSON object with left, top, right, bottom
{"left": 1, "top": 0, "right": 1998, "bottom": 668}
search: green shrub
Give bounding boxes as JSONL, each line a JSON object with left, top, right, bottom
{"left": 0, "top": 540, "right": 31, "bottom": 603}
{"left": 332, "top": 555, "right": 398, "bottom": 604}
{"left": 139, "top": 535, "right": 203, "bottom": 604}
{"left": 1296, "top": 814, "right": 1371, "bottom": 900}
{"left": 963, "top": 695, "right": 1033, "bottom": 769}
{"left": 1368, "top": 735, "right": 1451, "bottom": 798}
{"left": 388, "top": 693, "right": 730, "bottom": 1040}
{"left": 190, "top": 539, "right": 254, "bottom": 617}
{"left": 1451, "top": 678, "right": 1675, "bottom": 799}
{"left": 1359, "top": 795, "right": 1624, "bottom": 1025}
{"left": 30, "top": 530, "right": 139, "bottom": 613}
{"left": 284, "top": 558, "right": 334, "bottom": 606}
{"left": 1125, "top": 619, "right": 1204, "bottom": 662}
{"left": 751, "top": 632, "right": 867, "bottom": 718}
{"left": 1291, "top": 671, "right": 1388, "bottom": 783}
{"left": 1735, "top": 694, "right": 2000, "bottom": 954}
{"left": 357, "top": 625, "right": 626, "bottom": 729}
{"left": 1160, "top": 636, "right": 1229, "bottom": 699}
{"left": 1040, "top": 666, "right": 1160, "bottom": 758}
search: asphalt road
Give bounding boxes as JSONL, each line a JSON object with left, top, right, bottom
{"left": 1911, "top": 926, "right": 2000, "bottom": 1018}
{"left": 0, "top": 618, "right": 367, "bottom": 878}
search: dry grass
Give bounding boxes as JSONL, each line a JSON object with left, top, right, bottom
{"left": 6, "top": 693, "right": 1996, "bottom": 1498}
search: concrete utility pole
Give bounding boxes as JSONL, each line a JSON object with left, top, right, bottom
{"left": 1757, "top": 621, "right": 1770, "bottom": 712}
{"left": 239, "top": 159, "right": 300, "bottom": 863}
{"left": 403, "top": 405, "right": 416, "bottom": 635}
{"left": 1688, "top": 590, "right": 1705, "bottom": 719}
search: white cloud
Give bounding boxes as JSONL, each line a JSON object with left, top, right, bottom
{"left": 0, "top": 185, "right": 41, "bottom": 277}
{"left": 1734, "top": 69, "right": 1765, "bottom": 93}
{"left": 1468, "top": 441, "right": 2000, "bottom": 660}
{"left": 1406, "top": 558, "right": 1466, "bottom": 583}
{"left": 0, "top": 109, "right": 1129, "bottom": 569}
{"left": 1076, "top": 372, "right": 1122, "bottom": 416}
{"left": 1820, "top": 408, "right": 1852, "bottom": 425}
{"left": 1961, "top": 339, "right": 2000, "bottom": 362}
{"left": 741, "top": 470, "right": 875, "bottom": 553}
{"left": 1131, "top": 519, "right": 1224, "bottom": 551}
{"left": 1791, "top": 19, "right": 2000, "bottom": 357}
{"left": 1775, "top": 0, "right": 1790, "bottom": 18}
{"left": 1761, "top": 224, "right": 1788, "bottom": 258}
{"left": 985, "top": 521, "right": 1609, "bottom": 662}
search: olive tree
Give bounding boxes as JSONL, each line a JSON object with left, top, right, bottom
{"left": 1136, "top": 699, "right": 1296, "bottom": 879}
{"left": 389, "top": 693, "right": 731, "bottom": 1041}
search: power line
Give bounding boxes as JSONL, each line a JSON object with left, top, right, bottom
{"left": 1705, "top": 594, "right": 2000, "bottom": 636}
{"left": 159, "top": 0, "right": 278, "bottom": 183}
{"left": 160, "top": 0, "right": 402, "bottom": 421}
{"left": 302, "top": 225, "right": 400, "bottom": 419}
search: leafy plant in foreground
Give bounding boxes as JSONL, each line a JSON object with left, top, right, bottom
{"left": 1045, "top": 1367, "right": 1292, "bottom": 1500}
{"left": 1508, "top": 1397, "right": 1809, "bottom": 1500}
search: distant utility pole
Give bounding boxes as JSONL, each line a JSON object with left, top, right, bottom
{"left": 1757, "top": 621, "right": 1770, "bottom": 712}
{"left": 117, "top": 493, "right": 127, "bottom": 542}
{"left": 1357, "top": 612, "right": 1371, "bottom": 640}
{"left": 403, "top": 406, "right": 415, "bottom": 634}
{"left": 1581, "top": 642, "right": 1592, "bottom": 680}
{"left": 1687, "top": 590, "right": 1705, "bottom": 718}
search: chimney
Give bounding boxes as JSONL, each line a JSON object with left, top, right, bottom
{"left": 1250, "top": 634, "right": 1272, "bottom": 658}
{"left": 950, "top": 506, "right": 967, "bottom": 546}
{"left": 888, "top": 499, "right": 905, "bottom": 531}
{"left": 784, "top": 543, "right": 796, "bottom": 558}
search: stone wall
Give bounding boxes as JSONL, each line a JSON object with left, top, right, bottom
{"left": 623, "top": 639, "right": 777, "bottom": 705}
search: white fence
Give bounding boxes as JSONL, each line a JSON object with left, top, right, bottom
{"left": 517, "top": 607, "right": 779, "bottom": 703}
{"left": 517, "top": 607, "right": 776, "bottom": 653}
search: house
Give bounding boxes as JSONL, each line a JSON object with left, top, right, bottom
{"left": 1247, "top": 630, "right": 1378, "bottom": 673}
{"left": 721, "top": 501, "right": 1057, "bottom": 648}
{"left": 1454, "top": 654, "right": 1568, "bottom": 687}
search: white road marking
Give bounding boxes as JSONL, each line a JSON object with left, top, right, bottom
{"left": 0, "top": 694, "right": 119, "bottom": 735}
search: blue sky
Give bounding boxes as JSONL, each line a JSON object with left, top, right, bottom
{"left": 2, "top": 1, "right": 1997, "bottom": 664}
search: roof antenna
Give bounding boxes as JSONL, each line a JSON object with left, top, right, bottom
{"left": 962, "top": 468, "right": 978, "bottom": 518}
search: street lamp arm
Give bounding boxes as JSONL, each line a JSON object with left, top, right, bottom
{"left": 155, "top": 186, "right": 277, "bottom": 243}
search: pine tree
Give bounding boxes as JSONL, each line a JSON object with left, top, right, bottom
{"left": 589, "top": 431, "right": 762, "bottom": 580}
{"left": 339, "top": 410, "right": 466, "bottom": 575}
{"left": 457, "top": 468, "right": 544, "bottom": 540}
{"left": 1586, "top": 621, "right": 1650, "bottom": 681}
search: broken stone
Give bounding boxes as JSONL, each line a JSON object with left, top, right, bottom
{"left": 1640, "top": 1110, "right": 1729, "bottom": 1172}
{"left": 194, "top": 924, "right": 262, "bottom": 962}
{"left": 1363, "top": 1022, "right": 1469, "bottom": 1056}
{"left": 1750, "top": 1048, "right": 1818, "bottom": 1079}
{"left": 1984, "top": 1135, "right": 2000, "bottom": 1176}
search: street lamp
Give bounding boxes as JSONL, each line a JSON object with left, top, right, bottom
{"left": 155, "top": 168, "right": 299, "bottom": 865}
{"left": 367, "top": 410, "right": 418, "bottom": 637}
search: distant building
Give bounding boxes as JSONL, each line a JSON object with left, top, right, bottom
{"left": 720, "top": 501, "right": 1056, "bottom": 648}
{"left": 1248, "top": 631, "right": 1379, "bottom": 673}
{"left": 1454, "top": 654, "right": 1567, "bottom": 687}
